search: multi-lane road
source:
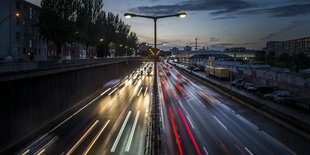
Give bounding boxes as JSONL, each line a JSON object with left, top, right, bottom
{"left": 158, "top": 61, "right": 294, "bottom": 155}
{"left": 16, "top": 62, "right": 153, "bottom": 155}
{"left": 14, "top": 61, "right": 299, "bottom": 155}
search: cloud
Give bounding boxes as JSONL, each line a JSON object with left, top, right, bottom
{"left": 209, "top": 37, "right": 220, "bottom": 42}
{"left": 245, "top": 3, "right": 310, "bottom": 17}
{"left": 129, "top": 0, "right": 254, "bottom": 16}
{"left": 208, "top": 42, "right": 257, "bottom": 50}
{"left": 212, "top": 16, "right": 237, "bottom": 20}
{"left": 260, "top": 21, "right": 300, "bottom": 40}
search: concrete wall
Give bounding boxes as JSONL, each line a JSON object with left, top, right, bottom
{"left": 0, "top": 60, "right": 142, "bottom": 149}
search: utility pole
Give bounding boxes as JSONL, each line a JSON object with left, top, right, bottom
{"left": 195, "top": 37, "right": 198, "bottom": 52}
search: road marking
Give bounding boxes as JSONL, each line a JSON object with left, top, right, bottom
{"left": 137, "top": 87, "right": 143, "bottom": 96}
{"left": 111, "top": 111, "right": 132, "bottom": 152}
{"left": 108, "top": 87, "right": 118, "bottom": 96}
{"left": 244, "top": 147, "right": 254, "bottom": 155}
{"left": 22, "top": 87, "right": 111, "bottom": 153}
{"left": 101, "top": 88, "right": 111, "bottom": 96}
{"left": 35, "top": 149, "right": 45, "bottom": 155}
{"left": 83, "top": 120, "right": 110, "bottom": 155}
{"left": 203, "top": 146, "right": 209, "bottom": 155}
{"left": 187, "top": 115, "right": 195, "bottom": 129}
{"left": 178, "top": 100, "right": 185, "bottom": 109}
{"left": 66, "top": 120, "right": 99, "bottom": 155}
{"left": 35, "top": 136, "right": 58, "bottom": 155}
{"left": 21, "top": 149, "right": 30, "bottom": 155}
{"left": 144, "top": 87, "right": 148, "bottom": 96}
{"left": 125, "top": 111, "right": 140, "bottom": 152}
{"left": 213, "top": 116, "right": 227, "bottom": 130}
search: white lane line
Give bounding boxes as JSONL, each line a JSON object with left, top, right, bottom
{"left": 35, "top": 136, "right": 58, "bottom": 155}
{"left": 186, "top": 115, "right": 195, "bottom": 129}
{"left": 190, "top": 90, "right": 206, "bottom": 108}
{"left": 244, "top": 147, "right": 254, "bottom": 155}
{"left": 108, "top": 87, "right": 118, "bottom": 96}
{"left": 36, "top": 149, "right": 45, "bottom": 155}
{"left": 21, "top": 149, "right": 30, "bottom": 155}
{"left": 101, "top": 88, "right": 111, "bottom": 96}
{"left": 144, "top": 87, "right": 148, "bottom": 96}
{"left": 66, "top": 120, "right": 99, "bottom": 155}
{"left": 125, "top": 111, "right": 141, "bottom": 152}
{"left": 178, "top": 100, "right": 185, "bottom": 109}
{"left": 22, "top": 87, "right": 111, "bottom": 152}
{"left": 203, "top": 146, "right": 209, "bottom": 155}
{"left": 137, "top": 87, "right": 143, "bottom": 96}
{"left": 213, "top": 115, "right": 227, "bottom": 130}
{"left": 83, "top": 120, "right": 111, "bottom": 155}
{"left": 111, "top": 111, "right": 132, "bottom": 152}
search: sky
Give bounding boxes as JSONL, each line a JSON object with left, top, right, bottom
{"left": 27, "top": 0, "right": 310, "bottom": 51}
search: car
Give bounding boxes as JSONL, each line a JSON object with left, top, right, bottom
{"left": 245, "top": 83, "right": 257, "bottom": 91}
{"left": 244, "top": 83, "right": 253, "bottom": 90}
{"left": 231, "top": 79, "right": 244, "bottom": 86}
{"left": 273, "top": 93, "right": 296, "bottom": 104}
{"left": 263, "top": 91, "right": 290, "bottom": 100}
{"left": 236, "top": 81, "right": 246, "bottom": 89}
{"left": 256, "top": 86, "right": 278, "bottom": 96}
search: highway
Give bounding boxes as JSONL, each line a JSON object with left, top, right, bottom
{"left": 158, "top": 61, "right": 295, "bottom": 155}
{"left": 15, "top": 62, "right": 153, "bottom": 155}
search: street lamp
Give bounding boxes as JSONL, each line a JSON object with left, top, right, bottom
{"left": 124, "top": 12, "right": 186, "bottom": 55}
{"left": 1, "top": 11, "right": 20, "bottom": 61}
{"left": 124, "top": 12, "right": 186, "bottom": 154}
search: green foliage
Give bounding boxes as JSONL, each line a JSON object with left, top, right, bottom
{"left": 39, "top": 0, "right": 79, "bottom": 58}
{"left": 255, "top": 50, "right": 310, "bottom": 70}
{"left": 39, "top": 0, "right": 139, "bottom": 58}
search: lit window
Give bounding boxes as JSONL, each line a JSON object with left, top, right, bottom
{"left": 29, "top": 7, "right": 33, "bottom": 19}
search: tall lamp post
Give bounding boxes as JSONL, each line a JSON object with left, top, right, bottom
{"left": 124, "top": 12, "right": 186, "bottom": 155}
{"left": 1, "top": 12, "right": 20, "bottom": 60}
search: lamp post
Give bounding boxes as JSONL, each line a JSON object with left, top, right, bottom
{"left": 1, "top": 11, "right": 20, "bottom": 60}
{"left": 124, "top": 12, "right": 186, "bottom": 155}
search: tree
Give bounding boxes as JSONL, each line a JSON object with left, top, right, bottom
{"left": 39, "top": 0, "right": 78, "bottom": 59}
{"left": 76, "top": 0, "right": 104, "bottom": 56}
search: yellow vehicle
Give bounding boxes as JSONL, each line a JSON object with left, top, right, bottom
{"left": 205, "top": 66, "right": 229, "bottom": 79}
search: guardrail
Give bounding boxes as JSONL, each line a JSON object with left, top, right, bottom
{"left": 0, "top": 63, "right": 38, "bottom": 73}
{"left": 0, "top": 57, "right": 151, "bottom": 74}
{"left": 175, "top": 64, "right": 310, "bottom": 138}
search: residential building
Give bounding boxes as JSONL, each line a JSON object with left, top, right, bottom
{"left": 266, "top": 36, "right": 310, "bottom": 57}
{"left": 0, "top": 0, "right": 47, "bottom": 62}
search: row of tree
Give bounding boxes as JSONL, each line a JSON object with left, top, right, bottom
{"left": 39, "top": 0, "right": 138, "bottom": 58}
{"left": 255, "top": 51, "right": 310, "bottom": 71}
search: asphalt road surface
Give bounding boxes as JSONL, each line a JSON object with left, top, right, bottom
{"left": 158, "top": 62, "right": 294, "bottom": 155}
{"left": 15, "top": 62, "right": 153, "bottom": 155}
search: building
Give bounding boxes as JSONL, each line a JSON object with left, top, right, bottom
{"left": 0, "top": 0, "right": 48, "bottom": 62}
{"left": 189, "top": 54, "right": 234, "bottom": 67}
{"left": 266, "top": 37, "right": 310, "bottom": 57}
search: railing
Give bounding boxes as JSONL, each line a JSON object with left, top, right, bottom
{"left": 0, "top": 57, "right": 151, "bottom": 74}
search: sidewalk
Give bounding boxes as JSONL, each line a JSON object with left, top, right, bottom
{"left": 172, "top": 62, "right": 310, "bottom": 136}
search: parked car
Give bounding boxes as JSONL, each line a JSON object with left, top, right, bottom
{"left": 256, "top": 86, "right": 278, "bottom": 96}
{"left": 263, "top": 91, "right": 290, "bottom": 100}
{"left": 273, "top": 93, "right": 296, "bottom": 104}
{"left": 245, "top": 83, "right": 257, "bottom": 91}
{"left": 231, "top": 79, "right": 244, "bottom": 86}
{"left": 244, "top": 83, "right": 253, "bottom": 90}
{"left": 236, "top": 81, "right": 246, "bottom": 89}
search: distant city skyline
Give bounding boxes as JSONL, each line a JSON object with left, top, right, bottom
{"left": 27, "top": 0, "right": 310, "bottom": 51}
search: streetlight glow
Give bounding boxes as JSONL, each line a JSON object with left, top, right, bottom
{"left": 176, "top": 12, "right": 187, "bottom": 18}
{"left": 15, "top": 12, "right": 20, "bottom": 17}
{"left": 124, "top": 13, "right": 135, "bottom": 19}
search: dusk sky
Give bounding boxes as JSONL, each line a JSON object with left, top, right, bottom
{"left": 28, "top": 0, "right": 310, "bottom": 50}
